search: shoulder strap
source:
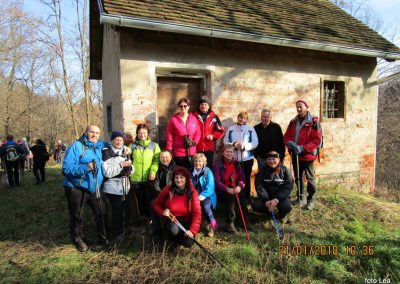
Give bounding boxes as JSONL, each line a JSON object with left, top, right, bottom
{"left": 77, "top": 138, "right": 87, "bottom": 159}
{"left": 228, "top": 130, "right": 233, "bottom": 142}
{"left": 248, "top": 130, "right": 252, "bottom": 143}
{"left": 148, "top": 141, "right": 156, "bottom": 152}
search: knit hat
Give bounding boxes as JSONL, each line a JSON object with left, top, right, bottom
{"left": 199, "top": 96, "right": 211, "bottom": 105}
{"left": 296, "top": 99, "right": 309, "bottom": 108}
{"left": 110, "top": 131, "right": 124, "bottom": 141}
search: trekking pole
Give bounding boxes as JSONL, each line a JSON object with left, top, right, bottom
{"left": 235, "top": 192, "right": 250, "bottom": 242}
{"left": 231, "top": 173, "right": 250, "bottom": 242}
{"left": 295, "top": 153, "right": 301, "bottom": 212}
{"left": 121, "top": 176, "right": 130, "bottom": 236}
{"left": 92, "top": 160, "right": 108, "bottom": 245}
{"left": 270, "top": 210, "right": 284, "bottom": 241}
{"left": 163, "top": 209, "right": 229, "bottom": 270}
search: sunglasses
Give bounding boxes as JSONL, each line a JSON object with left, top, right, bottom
{"left": 179, "top": 105, "right": 189, "bottom": 108}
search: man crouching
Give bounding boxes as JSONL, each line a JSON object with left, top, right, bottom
{"left": 251, "top": 151, "right": 293, "bottom": 223}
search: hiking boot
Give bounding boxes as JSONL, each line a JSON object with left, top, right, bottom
{"left": 207, "top": 227, "right": 215, "bottom": 237}
{"left": 306, "top": 199, "right": 315, "bottom": 210}
{"left": 207, "top": 219, "right": 218, "bottom": 237}
{"left": 279, "top": 215, "right": 289, "bottom": 224}
{"left": 226, "top": 223, "right": 237, "bottom": 234}
{"left": 75, "top": 240, "right": 88, "bottom": 252}
{"left": 293, "top": 195, "right": 307, "bottom": 206}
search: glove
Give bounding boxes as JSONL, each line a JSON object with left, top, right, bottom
{"left": 184, "top": 135, "right": 196, "bottom": 148}
{"left": 198, "top": 195, "right": 205, "bottom": 201}
{"left": 292, "top": 145, "right": 304, "bottom": 155}
{"left": 287, "top": 141, "right": 297, "bottom": 150}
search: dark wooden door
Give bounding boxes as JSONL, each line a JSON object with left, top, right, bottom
{"left": 156, "top": 77, "right": 203, "bottom": 149}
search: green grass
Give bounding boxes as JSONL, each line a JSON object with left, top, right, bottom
{"left": 0, "top": 165, "right": 399, "bottom": 283}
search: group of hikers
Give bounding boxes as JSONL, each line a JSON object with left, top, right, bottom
{"left": 62, "top": 96, "right": 322, "bottom": 252}
{"left": 0, "top": 135, "right": 51, "bottom": 186}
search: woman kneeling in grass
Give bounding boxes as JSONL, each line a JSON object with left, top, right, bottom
{"left": 153, "top": 167, "right": 201, "bottom": 248}
{"left": 191, "top": 153, "right": 218, "bottom": 237}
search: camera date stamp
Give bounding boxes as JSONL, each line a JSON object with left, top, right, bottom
{"left": 278, "top": 244, "right": 374, "bottom": 256}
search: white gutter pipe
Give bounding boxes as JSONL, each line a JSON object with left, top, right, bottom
{"left": 96, "top": 1, "right": 400, "bottom": 61}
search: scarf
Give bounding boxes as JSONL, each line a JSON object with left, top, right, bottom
{"left": 223, "top": 157, "right": 237, "bottom": 188}
{"left": 192, "top": 166, "right": 205, "bottom": 193}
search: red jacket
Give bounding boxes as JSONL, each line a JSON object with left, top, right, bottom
{"left": 193, "top": 110, "right": 225, "bottom": 152}
{"left": 166, "top": 113, "right": 201, "bottom": 157}
{"left": 283, "top": 113, "right": 322, "bottom": 162}
{"left": 153, "top": 185, "right": 202, "bottom": 235}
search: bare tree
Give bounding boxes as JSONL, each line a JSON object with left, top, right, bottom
{"left": 0, "top": 2, "right": 35, "bottom": 135}
{"left": 73, "top": 0, "right": 92, "bottom": 126}
{"left": 40, "top": 0, "right": 79, "bottom": 138}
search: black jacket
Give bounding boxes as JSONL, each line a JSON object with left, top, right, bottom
{"left": 30, "top": 144, "right": 49, "bottom": 163}
{"left": 255, "top": 164, "right": 293, "bottom": 202}
{"left": 254, "top": 121, "right": 285, "bottom": 160}
{"left": 153, "top": 162, "right": 177, "bottom": 192}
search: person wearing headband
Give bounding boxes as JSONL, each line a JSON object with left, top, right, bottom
{"left": 251, "top": 151, "right": 293, "bottom": 223}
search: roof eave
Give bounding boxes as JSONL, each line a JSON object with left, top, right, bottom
{"left": 98, "top": 11, "right": 400, "bottom": 61}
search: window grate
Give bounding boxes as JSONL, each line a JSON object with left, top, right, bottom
{"left": 323, "top": 81, "right": 344, "bottom": 119}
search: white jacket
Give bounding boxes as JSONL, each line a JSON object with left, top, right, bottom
{"left": 102, "top": 146, "right": 134, "bottom": 195}
{"left": 223, "top": 124, "right": 259, "bottom": 162}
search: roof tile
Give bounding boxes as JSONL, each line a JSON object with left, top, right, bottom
{"left": 101, "top": 0, "right": 399, "bottom": 53}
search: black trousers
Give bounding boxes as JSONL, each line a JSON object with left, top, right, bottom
{"left": 240, "top": 159, "right": 254, "bottom": 200}
{"left": 132, "top": 182, "right": 159, "bottom": 218}
{"left": 200, "top": 151, "right": 215, "bottom": 168}
{"left": 165, "top": 220, "right": 194, "bottom": 247}
{"left": 106, "top": 193, "right": 125, "bottom": 237}
{"left": 174, "top": 156, "right": 193, "bottom": 170}
{"left": 219, "top": 190, "right": 248, "bottom": 224}
{"left": 251, "top": 197, "right": 292, "bottom": 219}
{"left": 33, "top": 162, "right": 46, "bottom": 183}
{"left": 292, "top": 156, "right": 316, "bottom": 200}
{"left": 64, "top": 187, "right": 107, "bottom": 243}
{"left": 5, "top": 160, "right": 20, "bottom": 186}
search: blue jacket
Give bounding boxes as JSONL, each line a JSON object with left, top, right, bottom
{"left": 62, "top": 134, "right": 108, "bottom": 193}
{"left": 191, "top": 167, "right": 217, "bottom": 209}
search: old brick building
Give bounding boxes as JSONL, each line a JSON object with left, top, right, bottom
{"left": 89, "top": 0, "right": 400, "bottom": 191}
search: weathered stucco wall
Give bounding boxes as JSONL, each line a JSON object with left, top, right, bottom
{"left": 102, "top": 25, "right": 123, "bottom": 136}
{"left": 112, "top": 29, "right": 377, "bottom": 191}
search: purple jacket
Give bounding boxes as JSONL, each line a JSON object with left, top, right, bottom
{"left": 212, "top": 158, "right": 245, "bottom": 193}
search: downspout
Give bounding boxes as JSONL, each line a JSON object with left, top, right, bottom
{"left": 96, "top": 1, "right": 400, "bottom": 61}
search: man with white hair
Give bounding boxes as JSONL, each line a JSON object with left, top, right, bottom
{"left": 254, "top": 109, "right": 285, "bottom": 170}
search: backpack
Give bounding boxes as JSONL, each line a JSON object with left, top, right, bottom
{"left": 6, "top": 145, "right": 20, "bottom": 162}
{"left": 311, "top": 117, "right": 324, "bottom": 162}
{"left": 61, "top": 143, "right": 67, "bottom": 151}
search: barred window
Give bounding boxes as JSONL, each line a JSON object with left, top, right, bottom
{"left": 323, "top": 81, "right": 345, "bottom": 119}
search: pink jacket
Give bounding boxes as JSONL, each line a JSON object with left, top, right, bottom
{"left": 166, "top": 113, "right": 201, "bottom": 157}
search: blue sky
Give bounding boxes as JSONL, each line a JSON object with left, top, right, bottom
{"left": 368, "top": 0, "right": 400, "bottom": 26}
{"left": 24, "top": 0, "right": 399, "bottom": 37}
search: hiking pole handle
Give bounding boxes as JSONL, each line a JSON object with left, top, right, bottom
{"left": 163, "top": 210, "right": 186, "bottom": 233}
